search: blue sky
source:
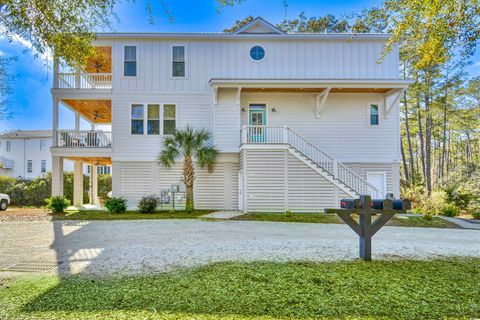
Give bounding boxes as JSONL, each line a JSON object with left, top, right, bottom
{"left": 0, "top": 0, "right": 479, "bottom": 131}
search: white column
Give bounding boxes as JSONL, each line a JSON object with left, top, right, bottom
{"left": 53, "top": 57, "right": 59, "bottom": 89}
{"left": 51, "top": 156, "right": 64, "bottom": 196}
{"left": 73, "top": 161, "right": 83, "bottom": 207}
{"left": 90, "top": 164, "right": 99, "bottom": 205}
{"left": 52, "top": 97, "right": 59, "bottom": 146}
{"left": 75, "top": 112, "right": 80, "bottom": 132}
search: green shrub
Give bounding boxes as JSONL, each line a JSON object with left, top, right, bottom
{"left": 442, "top": 204, "right": 460, "bottom": 217}
{"left": 471, "top": 211, "right": 480, "bottom": 219}
{"left": 105, "top": 197, "right": 127, "bottom": 213}
{"left": 423, "top": 213, "right": 433, "bottom": 221}
{"left": 285, "top": 211, "right": 293, "bottom": 217}
{"left": 45, "top": 196, "right": 70, "bottom": 213}
{"left": 138, "top": 195, "right": 159, "bottom": 213}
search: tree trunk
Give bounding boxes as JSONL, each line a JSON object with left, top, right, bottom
{"left": 424, "top": 70, "right": 432, "bottom": 194}
{"left": 401, "top": 137, "right": 409, "bottom": 183}
{"left": 417, "top": 90, "right": 426, "bottom": 185}
{"left": 402, "top": 62, "right": 415, "bottom": 184}
{"left": 182, "top": 154, "right": 196, "bottom": 212}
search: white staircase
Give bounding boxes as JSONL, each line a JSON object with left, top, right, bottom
{"left": 241, "top": 125, "right": 379, "bottom": 198}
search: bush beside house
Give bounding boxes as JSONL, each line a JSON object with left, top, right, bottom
{"left": 0, "top": 173, "right": 112, "bottom": 207}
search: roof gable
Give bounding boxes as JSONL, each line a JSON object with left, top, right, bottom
{"left": 233, "top": 17, "right": 284, "bottom": 35}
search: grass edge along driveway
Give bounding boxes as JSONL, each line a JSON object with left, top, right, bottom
{"left": 1, "top": 258, "right": 479, "bottom": 320}
{"left": 52, "top": 210, "right": 458, "bottom": 228}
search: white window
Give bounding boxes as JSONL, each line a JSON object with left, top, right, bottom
{"left": 41, "top": 160, "right": 46, "bottom": 173}
{"left": 131, "top": 104, "right": 144, "bottom": 135}
{"left": 163, "top": 104, "right": 176, "bottom": 134}
{"left": 40, "top": 140, "right": 46, "bottom": 151}
{"left": 172, "top": 46, "right": 185, "bottom": 77}
{"left": 124, "top": 46, "right": 137, "bottom": 77}
{"left": 131, "top": 103, "right": 176, "bottom": 135}
{"left": 147, "top": 104, "right": 160, "bottom": 135}
{"left": 370, "top": 104, "right": 379, "bottom": 126}
{"left": 27, "top": 160, "right": 32, "bottom": 173}
{"left": 6, "top": 141, "right": 11, "bottom": 152}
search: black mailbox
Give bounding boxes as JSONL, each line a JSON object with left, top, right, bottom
{"left": 340, "top": 198, "right": 410, "bottom": 210}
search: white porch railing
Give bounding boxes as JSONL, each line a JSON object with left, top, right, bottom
{"left": 241, "top": 125, "right": 379, "bottom": 197}
{"left": 58, "top": 73, "right": 112, "bottom": 89}
{"left": 56, "top": 130, "right": 112, "bottom": 148}
{"left": 0, "top": 156, "right": 14, "bottom": 169}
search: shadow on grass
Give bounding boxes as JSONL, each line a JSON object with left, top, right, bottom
{"left": 17, "top": 259, "right": 480, "bottom": 319}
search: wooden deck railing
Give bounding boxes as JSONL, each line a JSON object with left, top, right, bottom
{"left": 56, "top": 130, "right": 112, "bottom": 148}
{"left": 241, "top": 125, "right": 379, "bottom": 197}
{"left": 57, "top": 73, "right": 112, "bottom": 89}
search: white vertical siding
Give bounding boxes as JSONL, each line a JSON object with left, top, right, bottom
{"left": 110, "top": 38, "right": 399, "bottom": 93}
{"left": 241, "top": 92, "right": 401, "bottom": 163}
{"left": 215, "top": 89, "right": 241, "bottom": 152}
{"left": 112, "top": 93, "right": 213, "bottom": 161}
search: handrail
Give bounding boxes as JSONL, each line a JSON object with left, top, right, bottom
{"left": 241, "top": 125, "right": 379, "bottom": 197}
{"left": 56, "top": 130, "right": 112, "bottom": 148}
{"left": 57, "top": 72, "right": 112, "bottom": 89}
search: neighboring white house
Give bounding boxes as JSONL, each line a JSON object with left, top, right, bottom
{"left": 0, "top": 130, "right": 111, "bottom": 179}
{"left": 50, "top": 17, "right": 411, "bottom": 210}
{"left": 0, "top": 130, "right": 62, "bottom": 179}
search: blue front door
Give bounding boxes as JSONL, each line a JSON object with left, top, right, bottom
{"left": 249, "top": 105, "right": 266, "bottom": 142}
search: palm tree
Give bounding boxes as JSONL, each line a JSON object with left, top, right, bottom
{"left": 159, "top": 126, "right": 219, "bottom": 212}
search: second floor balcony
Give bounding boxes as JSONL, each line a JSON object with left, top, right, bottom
{"left": 58, "top": 72, "right": 112, "bottom": 90}
{"left": 56, "top": 130, "right": 112, "bottom": 148}
{"left": 54, "top": 46, "right": 112, "bottom": 90}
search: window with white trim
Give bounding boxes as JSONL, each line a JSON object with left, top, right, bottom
{"left": 131, "top": 104, "right": 144, "bottom": 134}
{"left": 370, "top": 104, "right": 379, "bottom": 126}
{"left": 147, "top": 104, "right": 160, "bottom": 135}
{"left": 27, "top": 160, "right": 32, "bottom": 173}
{"left": 163, "top": 104, "right": 176, "bottom": 134}
{"left": 124, "top": 46, "right": 137, "bottom": 77}
{"left": 40, "top": 140, "right": 46, "bottom": 151}
{"left": 6, "top": 141, "right": 11, "bottom": 152}
{"left": 41, "top": 160, "right": 46, "bottom": 173}
{"left": 172, "top": 46, "right": 185, "bottom": 77}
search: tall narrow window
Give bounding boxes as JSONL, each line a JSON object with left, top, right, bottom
{"left": 370, "top": 104, "right": 379, "bottom": 125}
{"left": 172, "top": 46, "right": 185, "bottom": 77}
{"left": 41, "top": 160, "right": 46, "bottom": 173}
{"left": 124, "top": 46, "right": 137, "bottom": 77}
{"left": 6, "top": 141, "right": 11, "bottom": 152}
{"left": 147, "top": 104, "right": 160, "bottom": 135}
{"left": 27, "top": 160, "right": 32, "bottom": 173}
{"left": 40, "top": 140, "right": 46, "bottom": 151}
{"left": 131, "top": 104, "right": 144, "bottom": 134}
{"left": 163, "top": 104, "right": 176, "bottom": 134}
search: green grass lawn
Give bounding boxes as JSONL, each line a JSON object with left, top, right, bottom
{"left": 232, "top": 212, "right": 457, "bottom": 228}
{"left": 1, "top": 259, "right": 478, "bottom": 319}
{"left": 54, "top": 210, "right": 213, "bottom": 220}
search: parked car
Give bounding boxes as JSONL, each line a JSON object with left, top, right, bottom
{"left": 0, "top": 193, "right": 10, "bottom": 210}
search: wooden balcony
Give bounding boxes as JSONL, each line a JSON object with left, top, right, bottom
{"left": 56, "top": 130, "right": 112, "bottom": 148}
{"left": 57, "top": 73, "right": 112, "bottom": 90}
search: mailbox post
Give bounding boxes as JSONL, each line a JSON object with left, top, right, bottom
{"left": 325, "top": 195, "right": 411, "bottom": 261}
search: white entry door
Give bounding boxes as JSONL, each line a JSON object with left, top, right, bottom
{"left": 367, "top": 172, "right": 386, "bottom": 198}
{"left": 238, "top": 170, "right": 244, "bottom": 212}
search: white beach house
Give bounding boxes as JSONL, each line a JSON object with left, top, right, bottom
{"left": 50, "top": 17, "right": 410, "bottom": 211}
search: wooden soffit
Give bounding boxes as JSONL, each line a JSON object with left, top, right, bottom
{"left": 62, "top": 99, "right": 111, "bottom": 124}
{"left": 241, "top": 87, "right": 391, "bottom": 93}
{"left": 84, "top": 46, "right": 112, "bottom": 73}
{"left": 67, "top": 157, "right": 112, "bottom": 166}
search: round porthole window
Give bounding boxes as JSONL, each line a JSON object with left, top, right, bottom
{"left": 250, "top": 46, "right": 265, "bottom": 61}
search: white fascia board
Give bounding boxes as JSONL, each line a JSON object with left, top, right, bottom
{"left": 209, "top": 79, "right": 414, "bottom": 89}
{"left": 95, "top": 33, "right": 391, "bottom": 41}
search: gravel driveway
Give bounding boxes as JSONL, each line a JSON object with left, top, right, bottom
{"left": 1, "top": 219, "right": 479, "bottom": 276}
